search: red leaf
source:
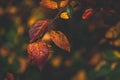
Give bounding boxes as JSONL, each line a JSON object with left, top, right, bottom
{"left": 27, "top": 41, "right": 49, "bottom": 70}
{"left": 82, "top": 8, "right": 94, "bottom": 20}
{"left": 6, "top": 72, "right": 14, "bottom": 80}
{"left": 50, "top": 30, "right": 70, "bottom": 52}
{"left": 29, "top": 20, "right": 49, "bottom": 43}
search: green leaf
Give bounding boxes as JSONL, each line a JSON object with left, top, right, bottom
{"left": 24, "top": 66, "right": 42, "bottom": 80}
{"left": 87, "top": 70, "right": 96, "bottom": 80}
{"left": 66, "top": 5, "right": 74, "bottom": 18}
{"left": 0, "top": 56, "right": 9, "bottom": 74}
{"left": 9, "top": 58, "right": 20, "bottom": 73}
{"left": 110, "top": 65, "right": 120, "bottom": 80}
{"left": 6, "top": 29, "right": 17, "bottom": 44}
{"left": 103, "top": 50, "right": 120, "bottom": 60}
{"left": 96, "top": 62, "right": 111, "bottom": 77}
{"left": 5, "top": 29, "right": 17, "bottom": 48}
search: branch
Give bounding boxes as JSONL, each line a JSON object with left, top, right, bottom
{"left": 41, "top": 0, "right": 72, "bottom": 38}
{"left": 49, "top": 0, "right": 72, "bottom": 26}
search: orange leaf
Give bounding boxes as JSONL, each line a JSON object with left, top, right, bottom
{"left": 50, "top": 30, "right": 70, "bottom": 52}
{"left": 60, "top": 11, "right": 69, "bottom": 19}
{"left": 40, "top": 0, "right": 69, "bottom": 9}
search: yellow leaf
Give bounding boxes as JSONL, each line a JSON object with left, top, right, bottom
{"left": 42, "top": 32, "right": 51, "bottom": 42}
{"left": 6, "top": 6, "right": 17, "bottom": 14}
{"left": 18, "top": 57, "right": 30, "bottom": 73}
{"left": 28, "top": 8, "right": 44, "bottom": 27}
{"left": 60, "top": 12, "right": 69, "bottom": 19}
{"left": 105, "top": 31, "right": 113, "bottom": 39}
{"left": 113, "top": 39, "right": 120, "bottom": 47}
{"left": 114, "top": 50, "right": 120, "bottom": 58}
{"left": 0, "top": 47, "right": 9, "bottom": 57}
{"left": 40, "top": 0, "right": 69, "bottom": 9}
{"left": 95, "top": 60, "right": 106, "bottom": 71}
{"left": 17, "top": 26, "right": 24, "bottom": 36}
{"left": 111, "top": 62, "right": 118, "bottom": 70}
{"left": 28, "top": 18, "right": 36, "bottom": 27}
{"left": 50, "top": 55, "right": 62, "bottom": 68}
{"left": 8, "top": 53, "right": 16, "bottom": 64}
{"left": 77, "top": 70, "right": 87, "bottom": 80}
{"left": 60, "top": 0, "right": 69, "bottom": 8}
{"left": 105, "top": 27, "right": 118, "bottom": 39}
{"left": 71, "top": 70, "right": 87, "bottom": 80}
{"left": 89, "top": 53, "right": 102, "bottom": 66}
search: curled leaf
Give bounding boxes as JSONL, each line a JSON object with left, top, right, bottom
{"left": 50, "top": 30, "right": 70, "bottom": 52}
{"left": 29, "top": 20, "right": 49, "bottom": 43}
{"left": 27, "top": 41, "right": 49, "bottom": 70}
{"left": 82, "top": 8, "right": 94, "bottom": 20}
{"left": 40, "top": 0, "right": 69, "bottom": 9}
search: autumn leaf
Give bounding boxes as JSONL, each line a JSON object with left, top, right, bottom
{"left": 60, "top": 5, "right": 74, "bottom": 19}
{"left": 27, "top": 41, "right": 49, "bottom": 70}
{"left": 40, "top": 0, "right": 69, "bottom": 9}
{"left": 113, "top": 39, "right": 120, "bottom": 47}
{"left": 82, "top": 8, "right": 94, "bottom": 20}
{"left": 50, "top": 30, "right": 70, "bottom": 52}
{"left": 42, "top": 32, "right": 51, "bottom": 42}
{"left": 6, "top": 72, "right": 14, "bottom": 80}
{"left": 60, "top": 11, "right": 69, "bottom": 19}
{"left": 105, "top": 27, "right": 118, "bottom": 39}
{"left": 29, "top": 20, "right": 49, "bottom": 43}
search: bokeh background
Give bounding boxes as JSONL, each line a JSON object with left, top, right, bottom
{"left": 0, "top": 0, "right": 120, "bottom": 80}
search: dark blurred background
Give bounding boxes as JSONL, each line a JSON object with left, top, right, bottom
{"left": 0, "top": 0, "right": 120, "bottom": 80}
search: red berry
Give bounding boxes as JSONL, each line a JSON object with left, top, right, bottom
{"left": 27, "top": 41, "right": 49, "bottom": 70}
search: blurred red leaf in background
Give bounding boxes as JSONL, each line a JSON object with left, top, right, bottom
{"left": 82, "top": 8, "right": 94, "bottom": 20}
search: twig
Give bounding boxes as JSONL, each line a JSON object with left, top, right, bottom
{"left": 40, "top": 0, "right": 72, "bottom": 38}
{"left": 49, "top": 0, "right": 72, "bottom": 26}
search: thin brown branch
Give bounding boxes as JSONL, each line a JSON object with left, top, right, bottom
{"left": 49, "top": 0, "right": 72, "bottom": 26}
{"left": 40, "top": 0, "right": 72, "bottom": 38}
